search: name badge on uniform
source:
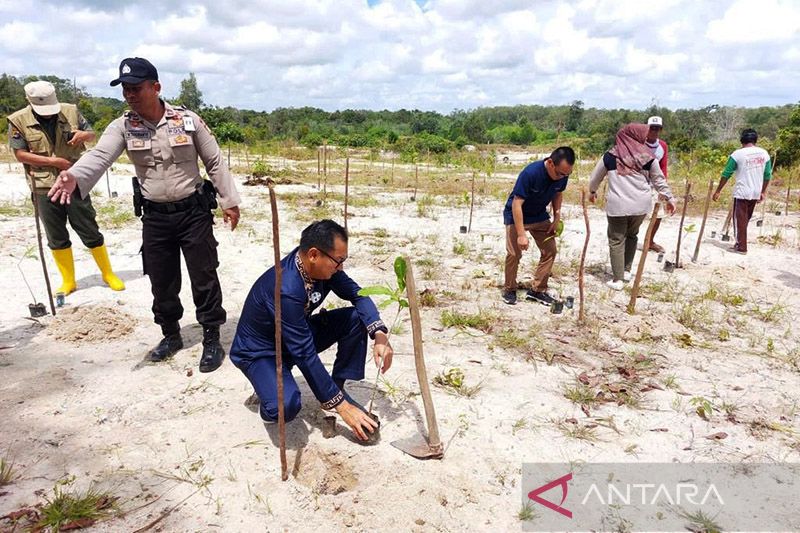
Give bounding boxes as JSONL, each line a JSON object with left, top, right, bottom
{"left": 169, "top": 134, "right": 192, "bottom": 147}
{"left": 125, "top": 130, "right": 151, "bottom": 151}
{"left": 183, "top": 116, "right": 196, "bottom": 131}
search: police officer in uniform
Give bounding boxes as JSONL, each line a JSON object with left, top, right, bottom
{"left": 8, "top": 80, "right": 124, "bottom": 295}
{"left": 48, "top": 58, "right": 241, "bottom": 373}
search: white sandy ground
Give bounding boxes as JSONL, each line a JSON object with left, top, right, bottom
{"left": 0, "top": 158, "right": 799, "bottom": 532}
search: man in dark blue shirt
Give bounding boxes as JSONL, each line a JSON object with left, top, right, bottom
{"left": 230, "top": 220, "right": 393, "bottom": 442}
{"left": 502, "top": 146, "right": 575, "bottom": 305}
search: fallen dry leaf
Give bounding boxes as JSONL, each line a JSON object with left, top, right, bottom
{"left": 705, "top": 432, "right": 728, "bottom": 440}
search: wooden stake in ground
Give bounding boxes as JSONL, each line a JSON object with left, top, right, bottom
{"left": 317, "top": 147, "right": 321, "bottom": 186}
{"left": 468, "top": 171, "right": 476, "bottom": 233}
{"left": 413, "top": 163, "right": 418, "bottom": 200}
{"left": 267, "top": 180, "right": 288, "bottom": 481}
{"left": 390, "top": 257, "right": 443, "bottom": 459}
{"left": 28, "top": 177, "right": 56, "bottom": 316}
{"left": 692, "top": 179, "right": 714, "bottom": 263}
{"left": 674, "top": 181, "right": 691, "bottom": 267}
{"left": 721, "top": 202, "right": 734, "bottom": 239}
{"left": 627, "top": 202, "right": 660, "bottom": 315}
{"left": 344, "top": 157, "right": 350, "bottom": 232}
{"left": 578, "top": 188, "right": 590, "bottom": 322}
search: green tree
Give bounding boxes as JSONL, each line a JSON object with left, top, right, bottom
{"left": 775, "top": 102, "right": 800, "bottom": 168}
{"left": 177, "top": 72, "right": 204, "bottom": 110}
{"left": 565, "top": 100, "right": 584, "bottom": 132}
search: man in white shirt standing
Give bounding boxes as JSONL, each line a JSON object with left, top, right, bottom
{"left": 712, "top": 128, "right": 772, "bottom": 255}
{"left": 645, "top": 116, "right": 669, "bottom": 254}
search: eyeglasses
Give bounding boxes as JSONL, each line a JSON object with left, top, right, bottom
{"left": 547, "top": 159, "right": 571, "bottom": 179}
{"left": 319, "top": 248, "right": 347, "bottom": 268}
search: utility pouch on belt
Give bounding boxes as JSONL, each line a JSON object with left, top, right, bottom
{"left": 132, "top": 177, "right": 143, "bottom": 217}
{"left": 201, "top": 179, "right": 218, "bottom": 210}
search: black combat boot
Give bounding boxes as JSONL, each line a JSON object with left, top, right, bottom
{"left": 149, "top": 322, "right": 183, "bottom": 362}
{"left": 199, "top": 325, "right": 225, "bottom": 373}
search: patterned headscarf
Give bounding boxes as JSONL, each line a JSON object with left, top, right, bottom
{"left": 608, "top": 123, "right": 654, "bottom": 176}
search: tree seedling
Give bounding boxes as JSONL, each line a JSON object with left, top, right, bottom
{"left": 358, "top": 257, "right": 411, "bottom": 441}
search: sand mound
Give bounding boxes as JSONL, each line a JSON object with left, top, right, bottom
{"left": 294, "top": 446, "right": 358, "bottom": 495}
{"left": 47, "top": 305, "right": 137, "bottom": 344}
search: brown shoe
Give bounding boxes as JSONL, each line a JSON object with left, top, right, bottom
{"left": 649, "top": 242, "right": 665, "bottom": 253}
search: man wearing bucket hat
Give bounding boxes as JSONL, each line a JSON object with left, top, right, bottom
{"left": 645, "top": 116, "right": 669, "bottom": 254}
{"left": 47, "top": 57, "right": 241, "bottom": 373}
{"left": 8, "top": 80, "right": 125, "bottom": 296}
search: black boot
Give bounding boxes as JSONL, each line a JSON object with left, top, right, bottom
{"left": 199, "top": 325, "right": 225, "bottom": 373}
{"left": 149, "top": 322, "right": 183, "bottom": 362}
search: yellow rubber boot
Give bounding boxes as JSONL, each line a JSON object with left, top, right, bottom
{"left": 51, "top": 247, "right": 77, "bottom": 295}
{"left": 90, "top": 244, "right": 125, "bottom": 291}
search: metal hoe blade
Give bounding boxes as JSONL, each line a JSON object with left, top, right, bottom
{"left": 391, "top": 435, "right": 443, "bottom": 460}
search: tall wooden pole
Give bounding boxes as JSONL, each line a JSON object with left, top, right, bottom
{"left": 267, "top": 181, "right": 288, "bottom": 481}
{"left": 692, "top": 180, "right": 714, "bottom": 263}
{"left": 413, "top": 164, "right": 418, "bottom": 200}
{"left": 578, "top": 189, "right": 590, "bottom": 322}
{"left": 468, "top": 171, "right": 476, "bottom": 233}
{"left": 674, "top": 182, "right": 691, "bottom": 267}
{"left": 344, "top": 157, "right": 350, "bottom": 232}
{"left": 404, "top": 258, "right": 442, "bottom": 454}
{"left": 29, "top": 181, "right": 56, "bottom": 316}
{"left": 627, "top": 203, "right": 660, "bottom": 314}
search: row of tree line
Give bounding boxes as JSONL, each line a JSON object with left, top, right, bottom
{"left": 2, "top": 72, "right": 799, "bottom": 167}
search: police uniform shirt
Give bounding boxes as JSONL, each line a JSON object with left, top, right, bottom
{"left": 67, "top": 101, "right": 241, "bottom": 208}
{"left": 230, "top": 248, "right": 388, "bottom": 410}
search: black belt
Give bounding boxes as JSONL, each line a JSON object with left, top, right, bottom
{"left": 142, "top": 193, "right": 201, "bottom": 214}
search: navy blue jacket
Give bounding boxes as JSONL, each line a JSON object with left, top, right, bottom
{"left": 230, "top": 247, "right": 386, "bottom": 408}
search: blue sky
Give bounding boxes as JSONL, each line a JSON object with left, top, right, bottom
{"left": 1, "top": 0, "right": 799, "bottom": 112}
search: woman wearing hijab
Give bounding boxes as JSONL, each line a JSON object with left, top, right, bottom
{"left": 589, "top": 124, "right": 677, "bottom": 290}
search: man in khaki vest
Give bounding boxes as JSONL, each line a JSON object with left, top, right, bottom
{"left": 7, "top": 80, "right": 124, "bottom": 296}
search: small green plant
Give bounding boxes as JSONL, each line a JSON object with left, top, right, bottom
{"left": 542, "top": 219, "right": 564, "bottom": 243}
{"left": 563, "top": 383, "right": 598, "bottom": 406}
{"left": 663, "top": 374, "right": 679, "bottom": 390}
{"left": 511, "top": 417, "right": 529, "bottom": 435}
{"left": 418, "top": 288, "right": 437, "bottom": 307}
{"left": 0, "top": 457, "right": 15, "bottom": 485}
{"left": 440, "top": 309, "right": 496, "bottom": 333}
{"left": 433, "top": 367, "right": 482, "bottom": 398}
{"left": 452, "top": 239, "right": 468, "bottom": 255}
{"left": 36, "top": 478, "right": 117, "bottom": 531}
{"left": 518, "top": 501, "right": 537, "bottom": 521}
{"left": 251, "top": 160, "right": 270, "bottom": 177}
{"left": 492, "top": 328, "right": 530, "bottom": 352}
{"left": 678, "top": 509, "right": 722, "bottom": 533}
{"left": 750, "top": 302, "right": 788, "bottom": 323}
{"left": 690, "top": 396, "right": 714, "bottom": 420}
{"left": 374, "top": 227, "right": 389, "bottom": 238}
{"left": 718, "top": 328, "right": 730, "bottom": 341}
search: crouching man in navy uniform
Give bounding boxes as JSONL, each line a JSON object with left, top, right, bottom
{"left": 230, "top": 220, "right": 394, "bottom": 442}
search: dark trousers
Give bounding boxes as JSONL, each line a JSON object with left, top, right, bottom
{"left": 35, "top": 191, "right": 103, "bottom": 250}
{"left": 607, "top": 214, "right": 646, "bottom": 281}
{"left": 236, "top": 307, "right": 369, "bottom": 422}
{"left": 733, "top": 198, "right": 757, "bottom": 252}
{"left": 141, "top": 205, "right": 225, "bottom": 329}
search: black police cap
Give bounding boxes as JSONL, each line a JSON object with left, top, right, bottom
{"left": 110, "top": 57, "right": 159, "bottom": 87}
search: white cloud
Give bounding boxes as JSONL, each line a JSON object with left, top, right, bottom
{"left": 0, "top": 0, "right": 796, "bottom": 112}
{"left": 707, "top": 0, "right": 800, "bottom": 44}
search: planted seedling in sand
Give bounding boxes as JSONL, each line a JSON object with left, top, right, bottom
{"left": 358, "top": 256, "right": 411, "bottom": 440}
{"left": 433, "top": 367, "right": 482, "bottom": 398}
{"left": 690, "top": 396, "right": 715, "bottom": 420}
